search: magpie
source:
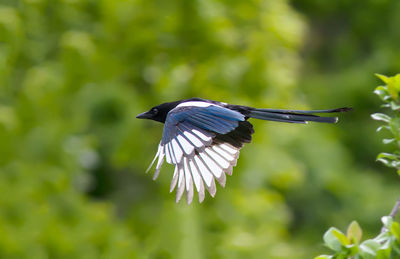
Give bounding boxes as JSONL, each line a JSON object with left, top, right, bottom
{"left": 137, "top": 98, "right": 351, "bottom": 204}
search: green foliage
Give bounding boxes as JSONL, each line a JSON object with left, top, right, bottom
{"left": 0, "top": 0, "right": 310, "bottom": 258}
{"left": 316, "top": 74, "right": 400, "bottom": 259}
{"left": 317, "top": 218, "right": 400, "bottom": 259}
{"left": 372, "top": 74, "right": 400, "bottom": 175}
{"left": 1, "top": 0, "right": 400, "bottom": 258}
{"left": 290, "top": 1, "right": 400, "bottom": 257}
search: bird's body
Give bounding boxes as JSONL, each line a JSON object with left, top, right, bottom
{"left": 137, "top": 98, "right": 351, "bottom": 204}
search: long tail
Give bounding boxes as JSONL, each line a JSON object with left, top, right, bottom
{"left": 247, "top": 107, "right": 352, "bottom": 124}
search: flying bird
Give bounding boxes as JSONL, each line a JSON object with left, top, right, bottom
{"left": 137, "top": 98, "right": 351, "bottom": 204}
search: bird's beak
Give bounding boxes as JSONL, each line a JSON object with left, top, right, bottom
{"left": 136, "top": 111, "right": 152, "bottom": 119}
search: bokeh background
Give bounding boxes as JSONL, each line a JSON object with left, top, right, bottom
{"left": 1, "top": 0, "right": 400, "bottom": 258}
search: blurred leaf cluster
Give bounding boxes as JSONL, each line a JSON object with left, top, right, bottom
{"left": 316, "top": 75, "right": 400, "bottom": 259}
{"left": 317, "top": 217, "right": 400, "bottom": 259}
{"left": 0, "top": 0, "right": 309, "bottom": 258}
{"left": 0, "top": 0, "right": 399, "bottom": 258}
{"left": 372, "top": 74, "right": 400, "bottom": 175}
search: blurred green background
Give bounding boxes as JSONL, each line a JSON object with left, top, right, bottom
{"left": 0, "top": 0, "right": 399, "bottom": 258}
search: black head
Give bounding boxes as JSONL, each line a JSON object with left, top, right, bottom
{"left": 136, "top": 101, "right": 181, "bottom": 123}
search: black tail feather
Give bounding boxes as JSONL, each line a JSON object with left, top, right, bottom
{"left": 255, "top": 107, "right": 352, "bottom": 114}
{"left": 247, "top": 107, "right": 351, "bottom": 124}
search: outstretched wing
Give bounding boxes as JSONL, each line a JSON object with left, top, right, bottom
{"left": 146, "top": 102, "right": 253, "bottom": 204}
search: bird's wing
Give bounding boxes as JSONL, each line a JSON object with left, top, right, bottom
{"left": 147, "top": 103, "right": 247, "bottom": 204}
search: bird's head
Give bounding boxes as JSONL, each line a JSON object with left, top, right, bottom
{"left": 136, "top": 101, "right": 181, "bottom": 123}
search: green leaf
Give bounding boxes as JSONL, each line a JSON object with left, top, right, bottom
{"left": 392, "top": 161, "right": 400, "bottom": 167}
{"left": 374, "top": 88, "right": 391, "bottom": 102}
{"left": 323, "top": 227, "right": 343, "bottom": 251}
{"left": 389, "top": 118, "right": 400, "bottom": 139}
{"left": 390, "top": 101, "right": 400, "bottom": 110}
{"left": 375, "top": 74, "right": 400, "bottom": 101}
{"left": 359, "top": 239, "right": 381, "bottom": 258}
{"left": 387, "top": 75, "right": 400, "bottom": 100}
{"left": 333, "top": 229, "right": 350, "bottom": 246}
{"left": 379, "top": 239, "right": 391, "bottom": 250}
{"left": 391, "top": 222, "right": 400, "bottom": 240}
{"left": 392, "top": 241, "right": 400, "bottom": 254}
{"left": 346, "top": 244, "right": 359, "bottom": 255}
{"left": 377, "top": 125, "right": 390, "bottom": 132}
{"left": 383, "top": 138, "right": 395, "bottom": 144}
{"left": 392, "top": 74, "right": 400, "bottom": 91}
{"left": 323, "top": 227, "right": 349, "bottom": 251}
{"left": 376, "top": 74, "right": 391, "bottom": 84}
{"left": 374, "top": 87, "right": 388, "bottom": 95}
{"left": 347, "top": 221, "right": 362, "bottom": 244}
{"left": 377, "top": 153, "right": 398, "bottom": 160}
{"left": 377, "top": 157, "right": 390, "bottom": 166}
{"left": 376, "top": 245, "right": 391, "bottom": 259}
{"left": 371, "top": 113, "right": 391, "bottom": 123}
{"left": 374, "top": 232, "right": 390, "bottom": 243}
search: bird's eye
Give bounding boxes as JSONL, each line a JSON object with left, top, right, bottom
{"left": 152, "top": 108, "right": 159, "bottom": 114}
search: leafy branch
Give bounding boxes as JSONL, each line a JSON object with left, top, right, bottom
{"left": 315, "top": 74, "right": 400, "bottom": 259}
{"left": 372, "top": 74, "right": 400, "bottom": 175}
